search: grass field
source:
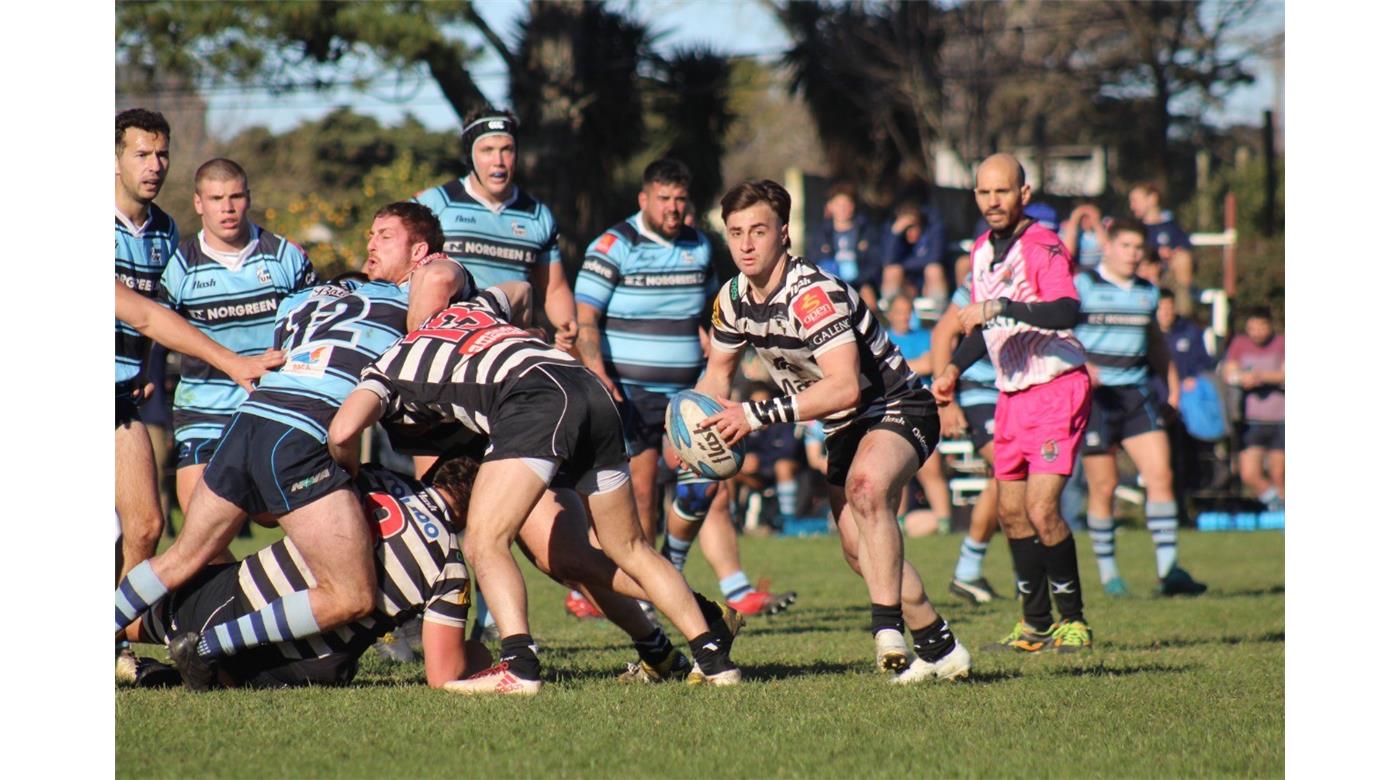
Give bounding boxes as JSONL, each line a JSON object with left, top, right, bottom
{"left": 117, "top": 527, "right": 1283, "bottom": 779}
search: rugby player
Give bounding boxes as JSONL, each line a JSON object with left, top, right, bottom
{"left": 572, "top": 160, "right": 793, "bottom": 618}
{"left": 930, "top": 276, "right": 1004, "bottom": 605}
{"left": 933, "top": 154, "right": 1093, "bottom": 653}
{"left": 161, "top": 158, "right": 317, "bottom": 512}
{"left": 114, "top": 203, "right": 465, "bottom": 688}
{"left": 328, "top": 278, "right": 744, "bottom": 692}
{"left": 1075, "top": 217, "right": 1207, "bottom": 597}
{"left": 414, "top": 106, "right": 576, "bottom": 351}
{"left": 698, "top": 179, "right": 971, "bottom": 685}
{"left": 115, "top": 108, "right": 179, "bottom": 582}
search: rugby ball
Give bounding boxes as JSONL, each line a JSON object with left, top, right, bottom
{"left": 665, "top": 390, "right": 745, "bottom": 480}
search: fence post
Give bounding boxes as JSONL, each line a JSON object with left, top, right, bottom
{"left": 1223, "top": 192, "right": 1237, "bottom": 298}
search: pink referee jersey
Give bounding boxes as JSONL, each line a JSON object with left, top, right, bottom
{"left": 969, "top": 222, "right": 1086, "bottom": 392}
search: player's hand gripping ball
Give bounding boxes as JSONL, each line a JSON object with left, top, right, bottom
{"left": 666, "top": 390, "right": 746, "bottom": 479}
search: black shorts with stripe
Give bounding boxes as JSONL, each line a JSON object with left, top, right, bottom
{"left": 176, "top": 438, "right": 219, "bottom": 469}
{"left": 141, "top": 563, "right": 358, "bottom": 689}
{"left": 963, "top": 403, "right": 997, "bottom": 452}
{"left": 202, "top": 413, "right": 352, "bottom": 516}
{"left": 1082, "top": 384, "right": 1162, "bottom": 456}
{"left": 824, "top": 392, "right": 939, "bottom": 487}
{"left": 486, "top": 364, "right": 629, "bottom": 488}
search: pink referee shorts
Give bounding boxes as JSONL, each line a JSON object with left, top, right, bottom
{"left": 992, "top": 366, "right": 1090, "bottom": 481}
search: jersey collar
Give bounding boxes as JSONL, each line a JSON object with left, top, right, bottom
{"left": 198, "top": 224, "right": 261, "bottom": 273}
{"left": 1094, "top": 262, "right": 1136, "bottom": 290}
{"left": 114, "top": 205, "right": 151, "bottom": 237}
{"left": 632, "top": 211, "right": 674, "bottom": 248}
{"left": 464, "top": 175, "right": 518, "bottom": 215}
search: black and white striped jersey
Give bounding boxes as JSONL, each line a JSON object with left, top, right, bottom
{"left": 236, "top": 464, "right": 468, "bottom": 662}
{"left": 710, "top": 256, "right": 927, "bottom": 433}
{"left": 356, "top": 287, "right": 577, "bottom": 435}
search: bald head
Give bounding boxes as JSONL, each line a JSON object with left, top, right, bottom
{"left": 974, "top": 153, "right": 1032, "bottom": 235}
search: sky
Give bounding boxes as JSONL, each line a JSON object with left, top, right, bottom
{"left": 198, "top": 0, "right": 1284, "bottom": 140}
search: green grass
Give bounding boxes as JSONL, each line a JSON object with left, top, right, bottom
{"left": 118, "top": 528, "right": 1283, "bottom": 779}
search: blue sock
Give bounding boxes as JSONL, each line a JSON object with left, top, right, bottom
{"left": 1146, "top": 501, "right": 1179, "bottom": 578}
{"left": 661, "top": 533, "right": 692, "bottom": 572}
{"left": 196, "top": 589, "right": 320, "bottom": 659}
{"left": 1087, "top": 514, "right": 1120, "bottom": 584}
{"left": 115, "top": 560, "right": 168, "bottom": 633}
{"left": 720, "top": 571, "right": 753, "bottom": 603}
{"left": 776, "top": 480, "right": 798, "bottom": 516}
{"left": 1257, "top": 487, "right": 1282, "bottom": 511}
{"left": 954, "top": 537, "right": 989, "bottom": 582}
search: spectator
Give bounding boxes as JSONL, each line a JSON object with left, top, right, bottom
{"left": 883, "top": 294, "right": 952, "bottom": 536}
{"left": 880, "top": 202, "right": 947, "bottom": 306}
{"left": 811, "top": 182, "right": 882, "bottom": 310}
{"left": 1061, "top": 202, "right": 1108, "bottom": 271}
{"left": 1128, "top": 182, "right": 1195, "bottom": 308}
{"left": 1222, "top": 307, "right": 1285, "bottom": 510}
{"left": 1154, "top": 295, "right": 1224, "bottom": 521}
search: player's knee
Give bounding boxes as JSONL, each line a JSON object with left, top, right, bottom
{"left": 673, "top": 482, "right": 716, "bottom": 523}
{"left": 122, "top": 512, "right": 164, "bottom": 553}
{"left": 844, "top": 471, "right": 888, "bottom": 518}
{"left": 1025, "top": 496, "right": 1061, "bottom": 529}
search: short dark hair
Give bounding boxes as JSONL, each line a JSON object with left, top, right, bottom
{"left": 643, "top": 159, "right": 691, "bottom": 189}
{"left": 372, "top": 202, "right": 445, "bottom": 254}
{"left": 116, "top": 108, "right": 170, "bottom": 153}
{"left": 826, "top": 182, "right": 857, "bottom": 202}
{"left": 894, "top": 202, "right": 928, "bottom": 228}
{"left": 1244, "top": 306, "right": 1273, "bottom": 322}
{"left": 1107, "top": 216, "right": 1147, "bottom": 241}
{"left": 194, "top": 158, "right": 248, "bottom": 192}
{"left": 1131, "top": 181, "right": 1163, "bottom": 201}
{"left": 429, "top": 456, "right": 481, "bottom": 530}
{"left": 720, "top": 179, "right": 791, "bottom": 225}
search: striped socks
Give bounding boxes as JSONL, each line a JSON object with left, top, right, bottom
{"left": 196, "top": 589, "right": 321, "bottom": 659}
{"left": 1146, "top": 501, "right": 1179, "bottom": 578}
{"left": 776, "top": 479, "right": 798, "bottom": 517}
{"left": 954, "top": 536, "right": 989, "bottom": 583}
{"left": 720, "top": 571, "right": 754, "bottom": 603}
{"left": 115, "top": 560, "right": 168, "bottom": 633}
{"left": 661, "top": 533, "right": 692, "bottom": 572}
{"left": 1087, "top": 514, "right": 1120, "bottom": 584}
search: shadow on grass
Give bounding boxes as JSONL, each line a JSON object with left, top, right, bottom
{"left": 741, "top": 659, "right": 870, "bottom": 681}
{"left": 1110, "top": 630, "right": 1283, "bottom": 651}
{"left": 1046, "top": 661, "right": 1193, "bottom": 678}
{"left": 1213, "top": 584, "right": 1285, "bottom": 598}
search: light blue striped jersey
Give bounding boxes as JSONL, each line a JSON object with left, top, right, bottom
{"left": 413, "top": 178, "right": 560, "bottom": 288}
{"left": 1074, "top": 268, "right": 1160, "bottom": 387}
{"left": 159, "top": 226, "right": 317, "bottom": 444}
{"left": 950, "top": 283, "right": 998, "bottom": 407}
{"left": 240, "top": 280, "right": 410, "bottom": 441}
{"left": 115, "top": 205, "right": 179, "bottom": 386}
{"left": 574, "top": 214, "right": 714, "bottom": 392}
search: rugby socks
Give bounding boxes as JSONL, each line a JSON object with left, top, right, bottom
{"left": 197, "top": 589, "right": 320, "bottom": 659}
{"left": 720, "top": 571, "right": 755, "bottom": 603}
{"left": 1087, "top": 514, "right": 1121, "bottom": 584}
{"left": 953, "top": 536, "right": 989, "bottom": 583}
{"left": 661, "top": 533, "right": 693, "bottom": 572}
{"left": 115, "top": 560, "right": 168, "bottom": 633}
{"left": 633, "top": 627, "right": 676, "bottom": 668}
{"left": 1042, "top": 536, "right": 1086, "bottom": 625}
{"left": 687, "top": 630, "right": 733, "bottom": 675}
{"left": 1146, "top": 501, "right": 1179, "bottom": 578}
{"left": 911, "top": 617, "right": 956, "bottom": 663}
{"left": 499, "top": 633, "right": 542, "bottom": 681}
{"left": 870, "top": 603, "right": 904, "bottom": 636}
{"left": 776, "top": 479, "right": 798, "bottom": 517}
{"left": 1007, "top": 536, "right": 1053, "bottom": 633}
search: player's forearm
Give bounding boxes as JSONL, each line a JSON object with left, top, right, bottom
{"left": 997, "top": 297, "right": 1079, "bottom": 330}
{"left": 575, "top": 323, "right": 609, "bottom": 375}
{"left": 117, "top": 282, "right": 242, "bottom": 372}
{"left": 756, "top": 374, "right": 858, "bottom": 427}
{"left": 951, "top": 327, "right": 988, "bottom": 373}
{"left": 422, "top": 620, "right": 468, "bottom": 689}
{"left": 407, "top": 260, "right": 465, "bottom": 330}
{"left": 543, "top": 267, "right": 577, "bottom": 332}
{"left": 696, "top": 349, "right": 740, "bottom": 400}
{"left": 327, "top": 388, "right": 386, "bottom": 470}
{"left": 929, "top": 310, "right": 959, "bottom": 375}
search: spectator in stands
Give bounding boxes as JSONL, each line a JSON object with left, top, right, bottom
{"left": 884, "top": 294, "right": 952, "bottom": 536}
{"left": 1061, "top": 202, "right": 1108, "bottom": 271}
{"left": 1129, "top": 182, "right": 1195, "bottom": 307}
{"left": 1154, "top": 288, "right": 1220, "bottom": 523}
{"left": 1222, "top": 307, "right": 1285, "bottom": 511}
{"left": 880, "top": 201, "right": 947, "bottom": 307}
{"left": 812, "top": 182, "right": 881, "bottom": 310}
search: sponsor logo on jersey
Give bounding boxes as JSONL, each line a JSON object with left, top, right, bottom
{"left": 793, "top": 287, "right": 838, "bottom": 330}
{"left": 454, "top": 215, "right": 477, "bottom": 224}
{"left": 283, "top": 345, "right": 333, "bottom": 378}
{"left": 810, "top": 318, "right": 851, "bottom": 347}
{"left": 595, "top": 233, "right": 618, "bottom": 254}
{"left": 258, "top": 266, "right": 273, "bottom": 284}
{"left": 151, "top": 246, "right": 163, "bottom": 263}
{"left": 712, "top": 295, "right": 724, "bottom": 327}
{"left": 511, "top": 221, "right": 526, "bottom": 238}
{"left": 193, "top": 277, "right": 217, "bottom": 289}
{"left": 364, "top": 492, "right": 406, "bottom": 538}
{"left": 681, "top": 250, "right": 695, "bottom": 264}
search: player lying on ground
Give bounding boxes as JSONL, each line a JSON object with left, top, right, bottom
{"left": 328, "top": 271, "right": 742, "bottom": 694}
{"left": 114, "top": 204, "right": 467, "bottom": 690}
{"left": 696, "top": 179, "right": 971, "bottom": 685}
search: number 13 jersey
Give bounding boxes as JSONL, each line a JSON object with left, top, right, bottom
{"left": 710, "top": 256, "right": 927, "bottom": 434}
